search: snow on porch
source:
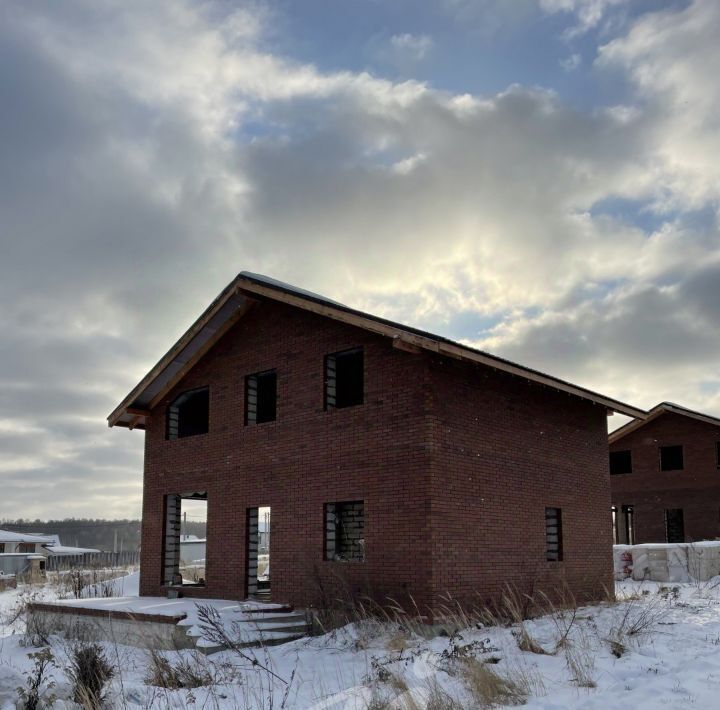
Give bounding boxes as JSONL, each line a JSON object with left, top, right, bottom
{"left": 27, "top": 594, "right": 308, "bottom": 651}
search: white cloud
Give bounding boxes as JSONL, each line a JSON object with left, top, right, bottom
{"left": 540, "top": 0, "right": 629, "bottom": 36}
{"left": 1, "top": 0, "right": 719, "bottom": 516}
{"left": 560, "top": 52, "right": 582, "bottom": 71}
{"left": 390, "top": 33, "right": 434, "bottom": 61}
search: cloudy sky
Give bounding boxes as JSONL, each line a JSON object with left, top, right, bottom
{"left": 1, "top": 0, "right": 719, "bottom": 519}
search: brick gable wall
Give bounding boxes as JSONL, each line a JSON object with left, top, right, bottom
{"left": 610, "top": 413, "right": 720, "bottom": 542}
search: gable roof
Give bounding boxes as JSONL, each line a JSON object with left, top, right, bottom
{"left": 0, "top": 529, "right": 54, "bottom": 545}
{"left": 609, "top": 401, "right": 720, "bottom": 444}
{"left": 108, "top": 272, "right": 646, "bottom": 428}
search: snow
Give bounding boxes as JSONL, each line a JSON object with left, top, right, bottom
{"left": 45, "top": 545, "right": 100, "bottom": 555}
{"left": 80, "top": 570, "right": 140, "bottom": 598}
{"left": 5, "top": 573, "right": 720, "bottom": 707}
{"left": 0, "top": 529, "right": 54, "bottom": 544}
{"left": 240, "top": 271, "right": 347, "bottom": 307}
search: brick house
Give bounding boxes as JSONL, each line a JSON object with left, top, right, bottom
{"left": 108, "top": 272, "right": 644, "bottom": 614}
{"left": 609, "top": 402, "right": 720, "bottom": 545}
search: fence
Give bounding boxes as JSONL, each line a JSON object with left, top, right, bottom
{"left": 45, "top": 550, "right": 140, "bottom": 572}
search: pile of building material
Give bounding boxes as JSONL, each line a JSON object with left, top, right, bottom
{"left": 614, "top": 542, "right": 720, "bottom": 582}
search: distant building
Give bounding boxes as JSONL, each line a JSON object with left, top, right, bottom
{"left": 609, "top": 402, "right": 720, "bottom": 544}
{"left": 0, "top": 529, "right": 98, "bottom": 556}
{"left": 179, "top": 535, "right": 206, "bottom": 564}
{"left": 0, "top": 529, "right": 99, "bottom": 577}
{"left": 0, "top": 530, "right": 54, "bottom": 554}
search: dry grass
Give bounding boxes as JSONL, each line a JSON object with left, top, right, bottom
{"left": 64, "top": 642, "right": 115, "bottom": 707}
{"left": 564, "top": 627, "right": 597, "bottom": 688}
{"left": 458, "top": 657, "right": 528, "bottom": 707}
{"left": 606, "top": 592, "right": 668, "bottom": 653}
{"left": 144, "top": 649, "right": 214, "bottom": 689}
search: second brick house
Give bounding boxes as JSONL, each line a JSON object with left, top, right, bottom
{"left": 109, "top": 272, "right": 644, "bottom": 614}
{"left": 609, "top": 402, "right": 720, "bottom": 544}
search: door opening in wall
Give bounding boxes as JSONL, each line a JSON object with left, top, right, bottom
{"left": 665, "top": 508, "right": 685, "bottom": 543}
{"left": 163, "top": 492, "right": 207, "bottom": 587}
{"left": 247, "top": 506, "right": 271, "bottom": 600}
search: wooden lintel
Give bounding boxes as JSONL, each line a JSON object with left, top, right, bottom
{"left": 393, "top": 337, "right": 422, "bottom": 354}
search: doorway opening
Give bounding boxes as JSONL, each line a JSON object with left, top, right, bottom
{"left": 247, "top": 506, "right": 271, "bottom": 599}
{"left": 163, "top": 492, "right": 207, "bottom": 587}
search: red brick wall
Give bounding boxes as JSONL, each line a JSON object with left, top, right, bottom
{"left": 140, "top": 300, "right": 435, "bottom": 610}
{"left": 427, "top": 358, "right": 613, "bottom": 609}
{"left": 610, "top": 413, "right": 720, "bottom": 542}
{"left": 138, "top": 299, "right": 613, "bottom": 612}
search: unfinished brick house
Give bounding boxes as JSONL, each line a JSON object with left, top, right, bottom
{"left": 109, "top": 273, "right": 644, "bottom": 614}
{"left": 610, "top": 402, "right": 720, "bottom": 545}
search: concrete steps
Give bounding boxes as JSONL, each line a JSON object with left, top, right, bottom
{"left": 181, "top": 603, "right": 309, "bottom": 653}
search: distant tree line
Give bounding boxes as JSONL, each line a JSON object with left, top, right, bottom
{"left": 0, "top": 518, "right": 207, "bottom": 552}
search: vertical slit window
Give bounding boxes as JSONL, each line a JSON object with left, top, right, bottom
{"left": 611, "top": 506, "right": 618, "bottom": 545}
{"left": 325, "top": 348, "right": 364, "bottom": 410}
{"left": 622, "top": 504, "right": 635, "bottom": 545}
{"left": 245, "top": 370, "right": 277, "bottom": 425}
{"left": 545, "top": 507, "right": 563, "bottom": 562}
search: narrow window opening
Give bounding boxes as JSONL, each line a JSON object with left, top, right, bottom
{"left": 611, "top": 506, "right": 618, "bottom": 545}
{"left": 545, "top": 507, "right": 563, "bottom": 562}
{"left": 325, "top": 348, "right": 364, "bottom": 410}
{"left": 716, "top": 442, "right": 720, "bottom": 469}
{"left": 660, "top": 445, "right": 684, "bottom": 471}
{"left": 245, "top": 370, "right": 277, "bottom": 425}
{"left": 665, "top": 508, "right": 685, "bottom": 543}
{"left": 163, "top": 492, "right": 207, "bottom": 586}
{"left": 325, "top": 501, "right": 365, "bottom": 561}
{"left": 609, "top": 450, "right": 632, "bottom": 475}
{"left": 166, "top": 387, "right": 209, "bottom": 440}
{"left": 246, "top": 506, "right": 271, "bottom": 599}
{"left": 622, "top": 504, "right": 635, "bottom": 545}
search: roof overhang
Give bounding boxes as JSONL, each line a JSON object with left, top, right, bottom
{"left": 109, "top": 272, "right": 647, "bottom": 428}
{"left": 609, "top": 401, "right": 720, "bottom": 444}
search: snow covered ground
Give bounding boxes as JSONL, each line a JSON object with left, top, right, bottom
{"left": 2, "top": 573, "right": 720, "bottom": 708}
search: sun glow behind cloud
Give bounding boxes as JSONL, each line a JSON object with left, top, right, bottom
{"left": 0, "top": 0, "right": 719, "bottom": 518}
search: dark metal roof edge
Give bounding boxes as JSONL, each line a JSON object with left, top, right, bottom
{"left": 239, "top": 272, "right": 645, "bottom": 417}
{"left": 609, "top": 401, "right": 720, "bottom": 442}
